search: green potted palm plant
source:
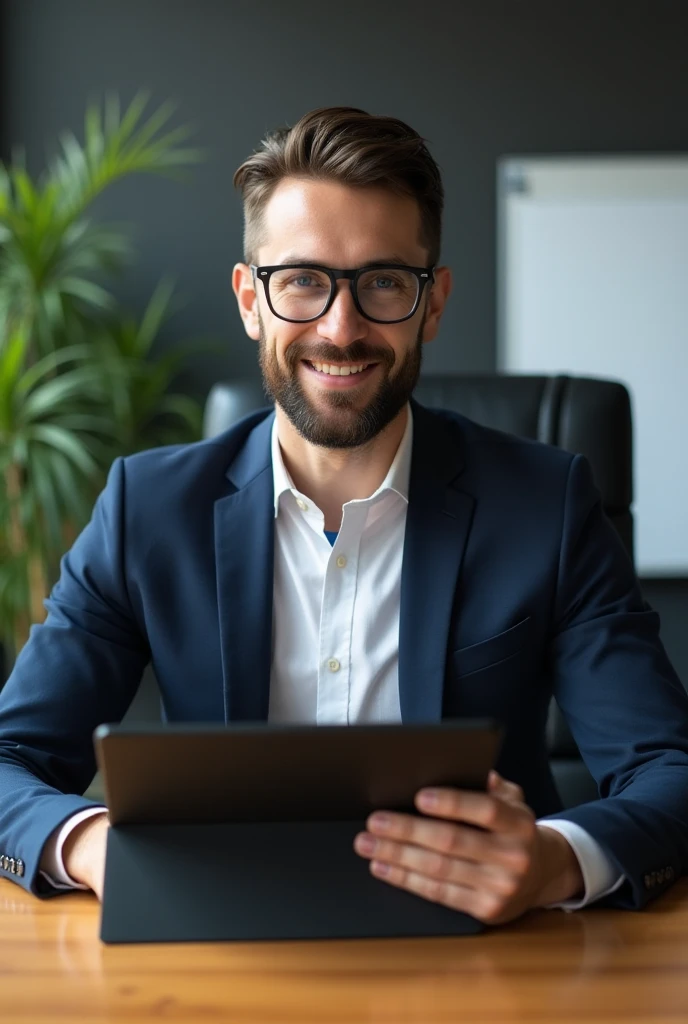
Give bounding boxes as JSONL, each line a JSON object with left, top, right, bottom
{"left": 0, "top": 93, "right": 209, "bottom": 662}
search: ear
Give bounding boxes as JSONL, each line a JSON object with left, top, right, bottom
{"left": 232, "top": 262, "right": 261, "bottom": 341}
{"left": 421, "top": 265, "right": 452, "bottom": 344}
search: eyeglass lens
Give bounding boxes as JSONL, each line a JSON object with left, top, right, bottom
{"left": 267, "top": 268, "right": 420, "bottom": 322}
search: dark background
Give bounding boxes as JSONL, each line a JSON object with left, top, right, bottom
{"left": 1, "top": 0, "right": 686, "bottom": 688}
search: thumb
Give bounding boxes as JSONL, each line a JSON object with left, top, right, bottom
{"left": 488, "top": 770, "right": 525, "bottom": 804}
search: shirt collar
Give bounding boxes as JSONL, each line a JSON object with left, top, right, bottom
{"left": 271, "top": 404, "right": 414, "bottom": 518}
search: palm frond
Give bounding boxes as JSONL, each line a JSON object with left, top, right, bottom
{"left": 51, "top": 92, "right": 206, "bottom": 225}
{"left": 18, "top": 365, "right": 106, "bottom": 423}
{"left": 25, "top": 423, "right": 100, "bottom": 478}
{"left": 135, "top": 276, "right": 178, "bottom": 357}
{"left": 0, "top": 91, "right": 209, "bottom": 656}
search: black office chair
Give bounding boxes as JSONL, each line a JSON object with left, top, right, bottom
{"left": 203, "top": 374, "right": 634, "bottom": 809}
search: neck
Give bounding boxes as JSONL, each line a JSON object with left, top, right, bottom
{"left": 275, "top": 405, "right": 409, "bottom": 532}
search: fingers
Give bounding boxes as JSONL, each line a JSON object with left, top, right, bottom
{"left": 411, "top": 785, "right": 534, "bottom": 838}
{"left": 360, "top": 813, "right": 503, "bottom": 868}
{"left": 354, "top": 831, "right": 529, "bottom": 889}
{"left": 367, "top": 860, "right": 516, "bottom": 925}
{"left": 357, "top": 782, "right": 535, "bottom": 868}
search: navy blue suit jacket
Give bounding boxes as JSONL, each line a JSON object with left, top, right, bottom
{"left": 1, "top": 402, "right": 687, "bottom": 903}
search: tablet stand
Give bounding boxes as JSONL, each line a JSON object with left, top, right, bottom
{"left": 100, "top": 820, "right": 484, "bottom": 943}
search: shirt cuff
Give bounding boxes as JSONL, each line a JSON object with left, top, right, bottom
{"left": 39, "top": 806, "right": 108, "bottom": 890}
{"left": 537, "top": 818, "right": 626, "bottom": 910}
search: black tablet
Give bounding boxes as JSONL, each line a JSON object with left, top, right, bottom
{"left": 95, "top": 720, "right": 504, "bottom": 943}
{"left": 94, "top": 719, "right": 503, "bottom": 826}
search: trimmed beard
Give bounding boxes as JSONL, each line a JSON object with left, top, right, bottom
{"left": 258, "top": 311, "right": 425, "bottom": 450}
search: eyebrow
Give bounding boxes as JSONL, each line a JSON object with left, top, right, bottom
{"left": 274, "top": 254, "right": 416, "bottom": 267}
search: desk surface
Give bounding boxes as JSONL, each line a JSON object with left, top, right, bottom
{"left": 2, "top": 877, "right": 688, "bottom": 1024}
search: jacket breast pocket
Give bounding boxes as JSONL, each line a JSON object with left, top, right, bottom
{"left": 451, "top": 616, "right": 532, "bottom": 679}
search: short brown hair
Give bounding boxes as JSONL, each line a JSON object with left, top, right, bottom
{"left": 233, "top": 106, "right": 444, "bottom": 265}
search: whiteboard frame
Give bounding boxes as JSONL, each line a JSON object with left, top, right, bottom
{"left": 496, "top": 154, "right": 688, "bottom": 578}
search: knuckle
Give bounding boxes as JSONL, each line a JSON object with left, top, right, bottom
{"left": 432, "top": 852, "right": 454, "bottom": 880}
{"left": 388, "top": 865, "right": 404, "bottom": 886}
{"left": 447, "top": 887, "right": 470, "bottom": 914}
{"left": 423, "top": 877, "right": 446, "bottom": 903}
{"left": 431, "top": 823, "right": 457, "bottom": 854}
{"left": 495, "top": 874, "right": 520, "bottom": 900}
{"left": 449, "top": 828, "right": 479, "bottom": 862}
{"left": 483, "top": 800, "right": 500, "bottom": 828}
{"left": 378, "top": 840, "right": 398, "bottom": 862}
{"left": 479, "top": 892, "right": 506, "bottom": 923}
{"left": 506, "top": 847, "right": 531, "bottom": 876}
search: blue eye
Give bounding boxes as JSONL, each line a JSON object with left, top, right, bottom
{"left": 282, "top": 273, "right": 329, "bottom": 290}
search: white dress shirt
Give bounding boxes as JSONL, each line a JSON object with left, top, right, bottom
{"left": 42, "top": 405, "right": 624, "bottom": 908}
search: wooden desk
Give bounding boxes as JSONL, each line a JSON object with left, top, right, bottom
{"left": 2, "top": 877, "right": 688, "bottom": 1023}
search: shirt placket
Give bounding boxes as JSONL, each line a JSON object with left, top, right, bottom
{"left": 316, "top": 502, "right": 367, "bottom": 724}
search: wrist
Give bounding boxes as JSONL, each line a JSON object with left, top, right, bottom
{"left": 533, "top": 824, "right": 585, "bottom": 907}
{"left": 62, "top": 812, "right": 109, "bottom": 890}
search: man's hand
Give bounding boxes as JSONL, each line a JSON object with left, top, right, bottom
{"left": 62, "top": 813, "right": 109, "bottom": 901}
{"left": 353, "top": 771, "right": 584, "bottom": 925}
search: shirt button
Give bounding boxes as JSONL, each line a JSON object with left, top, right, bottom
{"left": 328, "top": 658, "right": 341, "bottom": 673}
{"left": 336, "top": 555, "right": 347, "bottom": 569}
{"left": 295, "top": 498, "right": 309, "bottom": 512}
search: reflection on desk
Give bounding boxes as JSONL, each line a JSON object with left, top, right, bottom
{"left": 2, "top": 877, "right": 688, "bottom": 1023}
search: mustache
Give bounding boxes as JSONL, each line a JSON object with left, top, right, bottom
{"left": 284, "top": 340, "right": 395, "bottom": 371}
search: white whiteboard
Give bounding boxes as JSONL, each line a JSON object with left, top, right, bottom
{"left": 497, "top": 156, "right": 688, "bottom": 577}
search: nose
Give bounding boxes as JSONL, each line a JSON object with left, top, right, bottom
{"left": 315, "top": 279, "right": 368, "bottom": 346}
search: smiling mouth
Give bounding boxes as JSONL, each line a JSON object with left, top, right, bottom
{"left": 304, "top": 360, "right": 377, "bottom": 377}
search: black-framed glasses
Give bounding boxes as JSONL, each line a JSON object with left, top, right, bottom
{"left": 250, "top": 263, "right": 435, "bottom": 324}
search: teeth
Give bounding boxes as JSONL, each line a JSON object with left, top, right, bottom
{"left": 312, "top": 363, "right": 368, "bottom": 376}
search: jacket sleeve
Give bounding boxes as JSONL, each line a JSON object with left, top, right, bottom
{"left": 541, "top": 454, "right": 688, "bottom": 909}
{"left": 0, "top": 457, "right": 149, "bottom": 896}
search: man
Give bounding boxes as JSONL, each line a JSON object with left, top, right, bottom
{"left": 1, "top": 107, "right": 687, "bottom": 925}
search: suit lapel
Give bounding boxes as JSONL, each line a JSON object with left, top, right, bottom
{"left": 398, "top": 403, "right": 475, "bottom": 724}
{"left": 213, "top": 404, "right": 474, "bottom": 726}
{"left": 214, "top": 413, "right": 275, "bottom": 722}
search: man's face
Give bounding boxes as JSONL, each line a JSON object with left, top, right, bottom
{"left": 234, "top": 178, "right": 449, "bottom": 449}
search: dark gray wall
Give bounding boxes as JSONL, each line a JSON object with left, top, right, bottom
{"left": 1, "top": 0, "right": 686, "bottom": 683}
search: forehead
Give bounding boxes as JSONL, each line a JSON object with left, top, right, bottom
{"left": 258, "top": 177, "right": 426, "bottom": 266}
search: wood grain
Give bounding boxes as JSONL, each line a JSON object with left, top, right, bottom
{"left": 2, "top": 877, "right": 688, "bottom": 1023}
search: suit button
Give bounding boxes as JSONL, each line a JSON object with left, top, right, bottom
{"left": 666, "top": 867, "right": 675, "bottom": 881}
{"left": 657, "top": 869, "right": 665, "bottom": 884}
{"left": 644, "top": 874, "right": 653, "bottom": 888}
{"left": 8, "top": 858, "right": 16, "bottom": 874}
{"left": 16, "top": 859, "right": 24, "bottom": 878}
{"left": 0, "top": 855, "right": 7, "bottom": 871}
